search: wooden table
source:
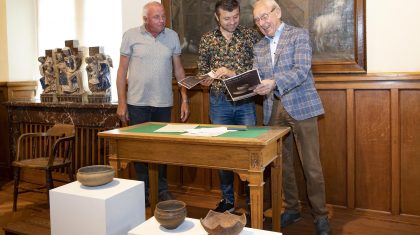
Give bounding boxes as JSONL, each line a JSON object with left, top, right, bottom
{"left": 98, "top": 122, "right": 289, "bottom": 232}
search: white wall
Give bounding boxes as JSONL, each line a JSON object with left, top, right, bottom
{"left": 366, "top": 0, "right": 420, "bottom": 72}
{"left": 5, "top": 0, "right": 38, "bottom": 81}
{"left": 121, "top": 0, "right": 151, "bottom": 33}
{"left": 2, "top": 0, "right": 420, "bottom": 84}
{"left": 0, "top": 0, "right": 8, "bottom": 82}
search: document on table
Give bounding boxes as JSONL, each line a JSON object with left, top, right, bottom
{"left": 182, "top": 127, "right": 235, "bottom": 137}
{"left": 154, "top": 124, "right": 199, "bottom": 133}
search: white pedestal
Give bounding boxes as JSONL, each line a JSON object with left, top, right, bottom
{"left": 50, "top": 178, "right": 145, "bottom": 235}
{"left": 128, "top": 217, "right": 282, "bottom": 235}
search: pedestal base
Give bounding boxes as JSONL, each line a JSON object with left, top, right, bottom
{"left": 40, "top": 93, "right": 56, "bottom": 102}
{"left": 88, "top": 93, "right": 111, "bottom": 103}
{"left": 128, "top": 217, "right": 282, "bottom": 235}
{"left": 56, "top": 94, "right": 83, "bottom": 103}
{"left": 50, "top": 178, "right": 145, "bottom": 235}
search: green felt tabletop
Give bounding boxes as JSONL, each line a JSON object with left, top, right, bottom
{"left": 123, "top": 123, "right": 268, "bottom": 138}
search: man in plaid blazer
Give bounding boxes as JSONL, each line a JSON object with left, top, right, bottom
{"left": 252, "top": 0, "right": 331, "bottom": 234}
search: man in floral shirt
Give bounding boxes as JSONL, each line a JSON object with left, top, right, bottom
{"left": 198, "top": 0, "right": 260, "bottom": 213}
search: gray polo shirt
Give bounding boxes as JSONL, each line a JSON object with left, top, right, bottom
{"left": 120, "top": 25, "right": 181, "bottom": 107}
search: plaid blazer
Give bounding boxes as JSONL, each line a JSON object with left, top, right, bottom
{"left": 253, "top": 24, "right": 324, "bottom": 124}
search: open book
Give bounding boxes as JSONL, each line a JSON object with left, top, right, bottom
{"left": 223, "top": 69, "right": 261, "bottom": 101}
{"left": 178, "top": 69, "right": 261, "bottom": 101}
{"left": 177, "top": 71, "right": 220, "bottom": 89}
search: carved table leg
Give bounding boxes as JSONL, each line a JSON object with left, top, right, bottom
{"left": 248, "top": 171, "right": 265, "bottom": 229}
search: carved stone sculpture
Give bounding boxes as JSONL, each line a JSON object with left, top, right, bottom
{"left": 85, "top": 53, "right": 112, "bottom": 93}
{"left": 39, "top": 56, "right": 56, "bottom": 94}
{"left": 57, "top": 47, "right": 85, "bottom": 94}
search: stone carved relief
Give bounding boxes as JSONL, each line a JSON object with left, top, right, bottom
{"left": 86, "top": 53, "right": 112, "bottom": 94}
{"left": 39, "top": 41, "right": 113, "bottom": 103}
{"left": 57, "top": 47, "right": 85, "bottom": 94}
{"left": 38, "top": 55, "right": 56, "bottom": 94}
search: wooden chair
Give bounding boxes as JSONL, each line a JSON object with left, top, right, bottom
{"left": 12, "top": 124, "right": 75, "bottom": 211}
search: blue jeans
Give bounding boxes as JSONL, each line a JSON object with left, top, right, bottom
{"left": 209, "top": 89, "right": 256, "bottom": 204}
{"left": 127, "top": 105, "right": 172, "bottom": 199}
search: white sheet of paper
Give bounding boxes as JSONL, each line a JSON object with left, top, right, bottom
{"left": 154, "top": 124, "right": 199, "bottom": 133}
{"left": 181, "top": 127, "right": 235, "bottom": 137}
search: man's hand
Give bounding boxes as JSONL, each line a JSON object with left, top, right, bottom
{"left": 180, "top": 102, "right": 190, "bottom": 122}
{"left": 253, "top": 79, "right": 276, "bottom": 95}
{"left": 200, "top": 78, "right": 214, "bottom": 86}
{"left": 214, "top": 67, "right": 235, "bottom": 79}
{"left": 116, "top": 104, "right": 129, "bottom": 126}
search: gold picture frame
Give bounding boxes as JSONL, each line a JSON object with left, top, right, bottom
{"left": 163, "top": 0, "right": 366, "bottom": 74}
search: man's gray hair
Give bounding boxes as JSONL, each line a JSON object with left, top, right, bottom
{"left": 253, "top": 0, "right": 280, "bottom": 10}
{"left": 142, "top": 1, "right": 162, "bottom": 17}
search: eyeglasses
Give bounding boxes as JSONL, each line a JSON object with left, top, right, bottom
{"left": 254, "top": 8, "right": 276, "bottom": 24}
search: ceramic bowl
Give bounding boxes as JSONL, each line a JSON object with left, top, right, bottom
{"left": 76, "top": 165, "right": 114, "bottom": 187}
{"left": 200, "top": 210, "right": 246, "bottom": 235}
{"left": 154, "top": 200, "right": 187, "bottom": 229}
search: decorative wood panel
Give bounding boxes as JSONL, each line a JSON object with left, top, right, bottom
{"left": 354, "top": 90, "right": 391, "bottom": 212}
{"left": 0, "top": 81, "right": 37, "bottom": 178}
{"left": 318, "top": 90, "right": 347, "bottom": 206}
{"left": 0, "top": 85, "right": 9, "bottom": 177}
{"left": 400, "top": 90, "right": 420, "bottom": 215}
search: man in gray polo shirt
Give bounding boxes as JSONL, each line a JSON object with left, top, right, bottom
{"left": 116, "top": 1, "right": 189, "bottom": 205}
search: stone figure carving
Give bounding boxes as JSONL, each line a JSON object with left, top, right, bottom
{"left": 38, "top": 56, "right": 56, "bottom": 94}
{"left": 56, "top": 47, "right": 85, "bottom": 94}
{"left": 85, "top": 53, "right": 112, "bottom": 93}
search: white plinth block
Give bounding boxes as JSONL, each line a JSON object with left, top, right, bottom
{"left": 50, "top": 178, "right": 145, "bottom": 235}
{"left": 128, "top": 217, "right": 282, "bottom": 235}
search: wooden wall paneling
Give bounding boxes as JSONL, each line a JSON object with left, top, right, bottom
{"left": 6, "top": 84, "right": 37, "bottom": 101}
{"left": 255, "top": 95, "right": 264, "bottom": 126}
{"left": 318, "top": 90, "right": 348, "bottom": 207}
{"left": 0, "top": 85, "right": 10, "bottom": 178}
{"left": 188, "top": 89, "right": 208, "bottom": 124}
{"left": 0, "top": 81, "right": 37, "bottom": 179}
{"left": 201, "top": 87, "right": 210, "bottom": 124}
{"left": 180, "top": 167, "right": 205, "bottom": 189}
{"left": 390, "top": 89, "right": 400, "bottom": 215}
{"left": 167, "top": 165, "right": 181, "bottom": 188}
{"left": 354, "top": 90, "right": 391, "bottom": 212}
{"left": 400, "top": 90, "right": 420, "bottom": 216}
{"left": 211, "top": 169, "right": 222, "bottom": 193}
{"left": 347, "top": 89, "right": 355, "bottom": 209}
{"left": 172, "top": 86, "right": 181, "bottom": 122}
{"left": 185, "top": 87, "right": 210, "bottom": 124}
{"left": 0, "top": 83, "right": 12, "bottom": 178}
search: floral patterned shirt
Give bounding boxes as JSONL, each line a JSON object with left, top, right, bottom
{"left": 198, "top": 25, "right": 261, "bottom": 89}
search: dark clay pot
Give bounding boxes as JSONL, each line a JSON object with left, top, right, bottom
{"left": 154, "top": 200, "right": 187, "bottom": 229}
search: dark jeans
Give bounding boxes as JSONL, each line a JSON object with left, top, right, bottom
{"left": 127, "top": 105, "right": 172, "bottom": 199}
{"left": 209, "top": 89, "right": 256, "bottom": 204}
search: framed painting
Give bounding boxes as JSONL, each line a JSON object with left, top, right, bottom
{"left": 163, "top": 0, "right": 366, "bottom": 74}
